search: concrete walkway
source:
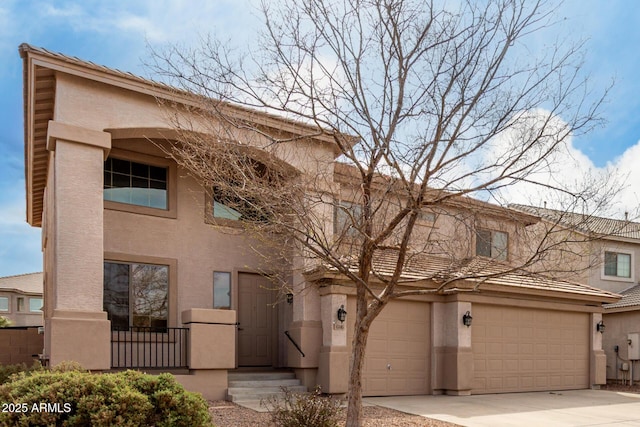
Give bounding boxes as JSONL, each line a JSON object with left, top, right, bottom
{"left": 365, "top": 390, "right": 640, "bottom": 426}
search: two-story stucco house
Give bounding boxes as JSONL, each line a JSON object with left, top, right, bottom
{"left": 20, "top": 44, "right": 619, "bottom": 400}
{"left": 510, "top": 204, "right": 640, "bottom": 384}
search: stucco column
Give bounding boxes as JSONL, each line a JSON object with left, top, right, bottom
{"left": 45, "top": 121, "right": 112, "bottom": 370}
{"left": 591, "top": 312, "right": 607, "bottom": 387}
{"left": 432, "top": 301, "right": 474, "bottom": 395}
{"left": 317, "top": 293, "right": 349, "bottom": 393}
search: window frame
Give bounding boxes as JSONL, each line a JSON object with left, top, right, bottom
{"left": 334, "top": 200, "right": 363, "bottom": 238}
{"left": 28, "top": 297, "right": 43, "bottom": 313}
{"left": 475, "top": 228, "right": 509, "bottom": 261}
{"left": 103, "top": 253, "right": 177, "bottom": 331}
{"left": 601, "top": 249, "right": 634, "bottom": 282}
{"left": 0, "top": 296, "right": 9, "bottom": 312}
{"left": 213, "top": 271, "right": 232, "bottom": 310}
{"left": 104, "top": 149, "right": 177, "bottom": 219}
{"left": 16, "top": 297, "right": 25, "bottom": 312}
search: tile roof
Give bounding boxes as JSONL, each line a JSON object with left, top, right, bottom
{"left": 510, "top": 204, "right": 640, "bottom": 240}
{"left": 313, "top": 249, "right": 619, "bottom": 301}
{"left": 0, "top": 272, "right": 43, "bottom": 294}
{"left": 603, "top": 284, "right": 640, "bottom": 310}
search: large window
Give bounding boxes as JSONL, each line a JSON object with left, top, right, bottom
{"left": 604, "top": 251, "right": 632, "bottom": 279}
{"left": 104, "top": 157, "right": 168, "bottom": 209}
{"left": 0, "top": 297, "right": 8, "bottom": 312}
{"left": 104, "top": 261, "right": 168, "bottom": 331}
{"left": 476, "top": 229, "right": 508, "bottom": 261}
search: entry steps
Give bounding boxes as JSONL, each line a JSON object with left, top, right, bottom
{"left": 227, "top": 371, "right": 307, "bottom": 403}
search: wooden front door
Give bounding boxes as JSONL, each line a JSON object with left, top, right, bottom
{"left": 238, "top": 273, "right": 276, "bottom": 366}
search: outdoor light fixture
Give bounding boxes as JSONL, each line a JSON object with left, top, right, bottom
{"left": 596, "top": 320, "right": 605, "bottom": 333}
{"left": 286, "top": 293, "right": 293, "bottom": 304}
{"left": 337, "top": 305, "right": 347, "bottom": 323}
{"left": 462, "top": 311, "right": 473, "bottom": 327}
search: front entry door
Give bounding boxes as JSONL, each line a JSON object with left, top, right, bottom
{"left": 238, "top": 273, "right": 275, "bottom": 366}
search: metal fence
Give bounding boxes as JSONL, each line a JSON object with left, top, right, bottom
{"left": 110, "top": 326, "right": 189, "bottom": 369}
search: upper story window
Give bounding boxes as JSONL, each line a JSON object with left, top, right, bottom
{"left": 334, "top": 201, "right": 362, "bottom": 238}
{"left": 104, "top": 157, "right": 168, "bottom": 209}
{"left": 29, "top": 297, "right": 43, "bottom": 312}
{"left": 476, "top": 229, "right": 508, "bottom": 261}
{"left": 0, "top": 297, "right": 8, "bottom": 312}
{"left": 604, "top": 251, "right": 632, "bottom": 279}
{"left": 211, "top": 187, "right": 271, "bottom": 223}
{"left": 104, "top": 261, "right": 168, "bottom": 331}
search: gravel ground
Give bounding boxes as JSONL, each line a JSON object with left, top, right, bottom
{"left": 601, "top": 382, "right": 640, "bottom": 394}
{"left": 208, "top": 400, "right": 459, "bottom": 427}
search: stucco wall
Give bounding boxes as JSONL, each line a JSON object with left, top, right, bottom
{"left": 603, "top": 310, "right": 640, "bottom": 382}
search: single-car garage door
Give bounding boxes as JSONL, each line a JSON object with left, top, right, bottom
{"left": 472, "top": 304, "right": 589, "bottom": 394}
{"left": 348, "top": 299, "right": 430, "bottom": 396}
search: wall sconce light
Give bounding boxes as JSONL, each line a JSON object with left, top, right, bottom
{"left": 462, "top": 311, "right": 473, "bottom": 327}
{"left": 337, "top": 305, "right": 347, "bottom": 323}
{"left": 596, "top": 320, "right": 605, "bottom": 333}
{"left": 286, "top": 293, "right": 293, "bottom": 304}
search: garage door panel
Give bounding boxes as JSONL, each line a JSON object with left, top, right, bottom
{"left": 473, "top": 305, "right": 589, "bottom": 394}
{"left": 349, "top": 299, "right": 430, "bottom": 396}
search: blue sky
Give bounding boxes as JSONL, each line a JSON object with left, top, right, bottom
{"left": 1, "top": 0, "right": 640, "bottom": 277}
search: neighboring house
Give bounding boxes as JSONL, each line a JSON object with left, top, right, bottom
{"left": 511, "top": 204, "right": 640, "bottom": 383}
{"left": 20, "top": 44, "right": 618, "bottom": 400}
{"left": 0, "top": 272, "right": 43, "bottom": 327}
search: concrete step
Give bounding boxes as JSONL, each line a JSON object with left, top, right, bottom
{"left": 226, "top": 370, "right": 307, "bottom": 403}
{"left": 229, "top": 378, "right": 302, "bottom": 388}
{"left": 228, "top": 371, "right": 296, "bottom": 381}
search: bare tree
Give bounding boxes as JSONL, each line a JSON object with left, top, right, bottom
{"left": 147, "top": 1, "right": 618, "bottom": 425}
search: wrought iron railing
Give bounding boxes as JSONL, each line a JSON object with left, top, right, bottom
{"left": 110, "top": 326, "right": 189, "bottom": 369}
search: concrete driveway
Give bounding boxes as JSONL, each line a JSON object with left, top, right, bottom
{"left": 364, "top": 390, "right": 640, "bottom": 426}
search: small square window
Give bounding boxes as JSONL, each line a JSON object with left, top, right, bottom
{"left": 604, "top": 251, "right": 632, "bottom": 278}
{"left": 334, "top": 201, "right": 362, "bottom": 238}
{"left": 476, "top": 229, "right": 508, "bottom": 261}
{"left": 0, "top": 297, "right": 8, "bottom": 312}
{"left": 213, "top": 272, "right": 231, "bottom": 309}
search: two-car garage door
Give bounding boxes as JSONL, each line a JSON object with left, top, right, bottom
{"left": 472, "top": 304, "right": 589, "bottom": 394}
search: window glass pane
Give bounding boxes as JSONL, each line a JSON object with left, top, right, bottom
{"left": 17, "top": 297, "right": 24, "bottom": 312}
{"left": 604, "top": 252, "right": 617, "bottom": 276}
{"left": 334, "top": 201, "right": 361, "bottom": 237}
{"left": 213, "top": 201, "right": 243, "bottom": 221}
{"left": 214, "top": 272, "right": 231, "bottom": 309}
{"left": 492, "top": 231, "right": 508, "bottom": 261}
{"left": 104, "top": 157, "right": 168, "bottom": 210}
{"left": 29, "top": 298, "right": 43, "bottom": 312}
{"left": 617, "top": 253, "right": 631, "bottom": 278}
{"left": 0, "top": 297, "right": 8, "bottom": 312}
{"left": 104, "top": 262, "right": 130, "bottom": 330}
{"left": 131, "top": 264, "right": 168, "bottom": 330}
{"left": 476, "top": 229, "right": 492, "bottom": 257}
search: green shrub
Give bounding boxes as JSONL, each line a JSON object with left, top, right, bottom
{"left": 0, "top": 316, "right": 11, "bottom": 328}
{"left": 264, "top": 387, "right": 341, "bottom": 427}
{"left": 0, "top": 367, "right": 213, "bottom": 427}
{"left": 0, "top": 361, "right": 43, "bottom": 385}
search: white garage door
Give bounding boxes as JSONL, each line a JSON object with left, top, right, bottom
{"left": 472, "top": 304, "right": 589, "bottom": 394}
{"left": 348, "top": 299, "right": 430, "bottom": 396}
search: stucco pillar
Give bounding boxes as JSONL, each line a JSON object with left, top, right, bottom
{"left": 590, "top": 312, "right": 607, "bottom": 387}
{"left": 317, "top": 293, "right": 349, "bottom": 393}
{"left": 432, "top": 301, "right": 474, "bottom": 395}
{"left": 45, "top": 121, "right": 112, "bottom": 370}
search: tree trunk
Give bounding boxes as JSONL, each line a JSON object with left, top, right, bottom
{"left": 345, "top": 309, "right": 373, "bottom": 427}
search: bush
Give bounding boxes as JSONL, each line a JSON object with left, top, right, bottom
{"left": 264, "top": 387, "right": 341, "bottom": 427}
{"left": 0, "top": 367, "right": 213, "bottom": 427}
{"left": 0, "top": 316, "right": 11, "bottom": 327}
{"left": 0, "top": 361, "right": 43, "bottom": 385}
